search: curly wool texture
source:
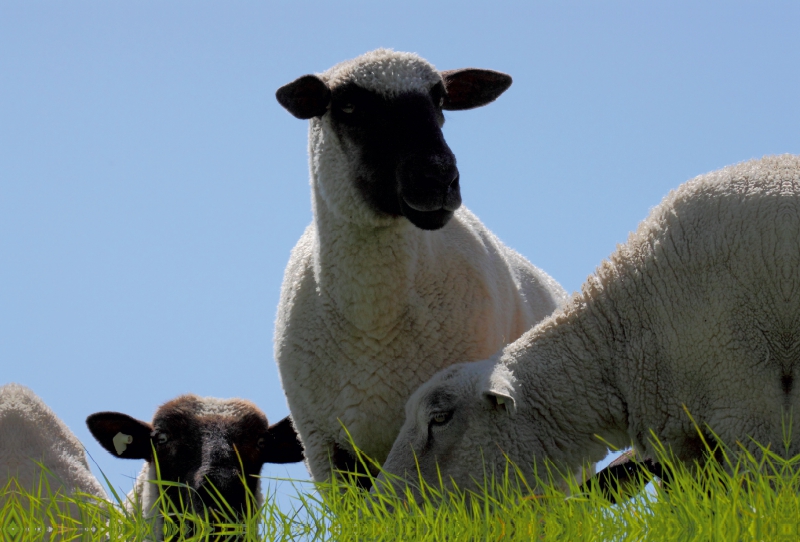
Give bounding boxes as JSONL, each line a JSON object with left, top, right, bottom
{"left": 274, "top": 49, "right": 567, "bottom": 483}
{"left": 0, "top": 383, "right": 107, "bottom": 506}
{"left": 382, "top": 155, "right": 800, "bottom": 495}
{"left": 320, "top": 48, "right": 442, "bottom": 97}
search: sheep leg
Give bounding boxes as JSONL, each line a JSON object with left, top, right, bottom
{"left": 331, "top": 442, "right": 374, "bottom": 491}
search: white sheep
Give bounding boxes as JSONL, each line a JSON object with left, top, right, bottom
{"left": 380, "top": 154, "right": 800, "bottom": 498}
{"left": 274, "top": 49, "right": 568, "bottom": 487}
{"left": 0, "top": 383, "right": 107, "bottom": 513}
{"left": 86, "top": 394, "right": 303, "bottom": 526}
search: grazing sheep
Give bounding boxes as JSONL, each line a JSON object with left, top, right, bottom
{"left": 274, "top": 49, "right": 567, "bottom": 486}
{"left": 0, "top": 383, "right": 107, "bottom": 512}
{"left": 86, "top": 394, "right": 303, "bottom": 522}
{"left": 379, "top": 155, "right": 800, "bottom": 499}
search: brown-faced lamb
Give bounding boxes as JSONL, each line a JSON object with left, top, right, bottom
{"left": 86, "top": 394, "right": 303, "bottom": 524}
{"left": 379, "top": 154, "right": 800, "bottom": 500}
{"left": 274, "top": 49, "right": 568, "bottom": 488}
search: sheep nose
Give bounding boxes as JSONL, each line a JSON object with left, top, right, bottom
{"left": 448, "top": 171, "right": 459, "bottom": 189}
{"left": 443, "top": 170, "right": 461, "bottom": 211}
{"left": 400, "top": 155, "right": 460, "bottom": 212}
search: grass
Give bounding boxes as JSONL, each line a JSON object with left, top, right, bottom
{"left": 4, "top": 429, "right": 800, "bottom": 541}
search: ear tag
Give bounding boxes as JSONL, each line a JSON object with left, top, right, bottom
{"left": 113, "top": 432, "right": 133, "bottom": 455}
{"left": 496, "top": 397, "right": 506, "bottom": 406}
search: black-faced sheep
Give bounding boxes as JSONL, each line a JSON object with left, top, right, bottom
{"left": 1, "top": 383, "right": 107, "bottom": 514}
{"left": 274, "top": 49, "right": 567, "bottom": 487}
{"left": 379, "top": 155, "right": 800, "bottom": 499}
{"left": 86, "top": 394, "right": 303, "bottom": 521}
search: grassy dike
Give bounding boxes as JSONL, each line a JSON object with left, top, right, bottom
{"left": 3, "top": 430, "right": 800, "bottom": 542}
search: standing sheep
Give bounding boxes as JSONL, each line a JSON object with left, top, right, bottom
{"left": 380, "top": 155, "right": 800, "bottom": 498}
{"left": 274, "top": 49, "right": 567, "bottom": 486}
{"left": 86, "top": 394, "right": 303, "bottom": 524}
{"left": 0, "top": 383, "right": 107, "bottom": 513}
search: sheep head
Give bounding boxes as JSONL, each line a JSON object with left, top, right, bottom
{"left": 86, "top": 395, "right": 303, "bottom": 516}
{"left": 276, "top": 49, "right": 512, "bottom": 231}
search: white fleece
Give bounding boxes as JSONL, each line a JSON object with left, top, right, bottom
{"left": 274, "top": 49, "right": 567, "bottom": 482}
{"left": 0, "top": 383, "right": 107, "bottom": 509}
{"left": 381, "top": 154, "right": 800, "bottom": 495}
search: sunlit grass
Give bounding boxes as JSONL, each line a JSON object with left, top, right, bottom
{"left": 4, "top": 426, "right": 800, "bottom": 541}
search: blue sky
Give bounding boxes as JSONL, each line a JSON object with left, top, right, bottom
{"left": 2, "top": 1, "right": 799, "bottom": 510}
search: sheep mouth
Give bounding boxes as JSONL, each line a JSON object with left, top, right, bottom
{"left": 400, "top": 199, "right": 455, "bottom": 230}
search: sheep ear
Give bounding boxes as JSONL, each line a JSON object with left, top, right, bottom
{"left": 261, "top": 416, "right": 305, "bottom": 464}
{"left": 86, "top": 412, "right": 153, "bottom": 460}
{"left": 480, "top": 365, "right": 517, "bottom": 416}
{"left": 440, "top": 69, "right": 512, "bottom": 111}
{"left": 276, "top": 75, "right": 331, "bottom": 119}
{"left": 580, "top": 449, "right": 658, "bottom": 504}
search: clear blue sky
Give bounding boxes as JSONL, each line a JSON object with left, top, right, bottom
{"left": 2, "top": 1, "right": 798, "bottom": 510}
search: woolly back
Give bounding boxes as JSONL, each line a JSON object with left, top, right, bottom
{"left": 0, "top": 382, "right": 106, "bottom": 497}
{"left": 514, "top": 155, "right": 800, "bottom": 362}
{"left": 608, "top": 154, "right": 800, "bottom": 312}
{"left": 538, "top": 155, "right": 800, "bottom": 316}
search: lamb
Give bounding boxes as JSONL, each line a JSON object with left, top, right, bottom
{"left": 379, "top": 154, "right": 800, "bottom": 499}
{"left": 274, "top": 49, "right": 568, "bottom": 487}
{"left": 86, "top": 394, "right": 303, "bottom": 523}
{"left": 0, "top": 383, "right": 107, "bottom": 514}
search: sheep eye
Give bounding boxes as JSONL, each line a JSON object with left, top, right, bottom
{"left": 438, "top": 97, "right": 444, "bottom": 107}
{"left": 430, "top": 411, "right": 452, "bottom": 426}
{"left": 156, "top": 433, "right": 168, "bottom": 445}
{"left": 257, "top": 437, "right": 266, "bottom": 449}
{"left": 341, "top": 103, "right": 355, "bottom": 114}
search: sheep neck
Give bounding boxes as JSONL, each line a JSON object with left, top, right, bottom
{"left": 505, "top": 291, "right": 632, "bottom": 466}
{"left": 310, "top": 190, "right": 430, "bottom": 336}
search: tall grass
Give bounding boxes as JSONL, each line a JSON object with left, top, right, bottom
{"left": 3, "top": 429, "right": 800, "bottom": 541}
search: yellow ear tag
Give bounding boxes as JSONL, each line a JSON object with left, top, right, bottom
{"left": 113, "top": 432, "right": 133, "bottom": 455}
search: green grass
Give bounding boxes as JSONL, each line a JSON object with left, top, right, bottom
{"left": 4, "top": 431, "right": 800, "bottom": 541}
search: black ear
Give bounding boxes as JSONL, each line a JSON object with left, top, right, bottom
{"left": 261, "top": 416, "right": 305, "bottom": 464}
{"left": 578, "top": 449, "right": 661, "bottom": 504}
{"left": 441, "top": 69, "right": 513, "bottom": 111}
{"left": 86, "top": 412, "right": 153, "bottom": 461}
{"left": 276, "top": 75, "right": 331, "bottom": 119}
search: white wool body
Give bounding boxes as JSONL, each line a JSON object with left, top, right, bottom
{"left": 381, "top": 155, "right": 800, "bottom": 495}
{"left": 275, "top": 49, "right": 567, "bottom": 482}
{"left": 0, "top": 383, "right": 107, "bottom": 506}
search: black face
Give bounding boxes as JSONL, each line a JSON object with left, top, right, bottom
{"left": 88, "top": 402, "right": 305, "bottom": 525}
{"left": 329, "top": 82, "right": 461, "bottom": 230}
{"left": 150, "top": 407, "right": 270, "bottom": 518}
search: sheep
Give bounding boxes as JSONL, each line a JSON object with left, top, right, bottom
{"left": 274, "top": 49, "right": 568, "bottom": 487}
{"left": 0, "top": 383, "right": 107, "bottom": 514}
{"left": 379, "top": 154, "right": 800, "bottom": 499}
{"left": 85, "top": 394, "right": 303, "bottom": 525}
